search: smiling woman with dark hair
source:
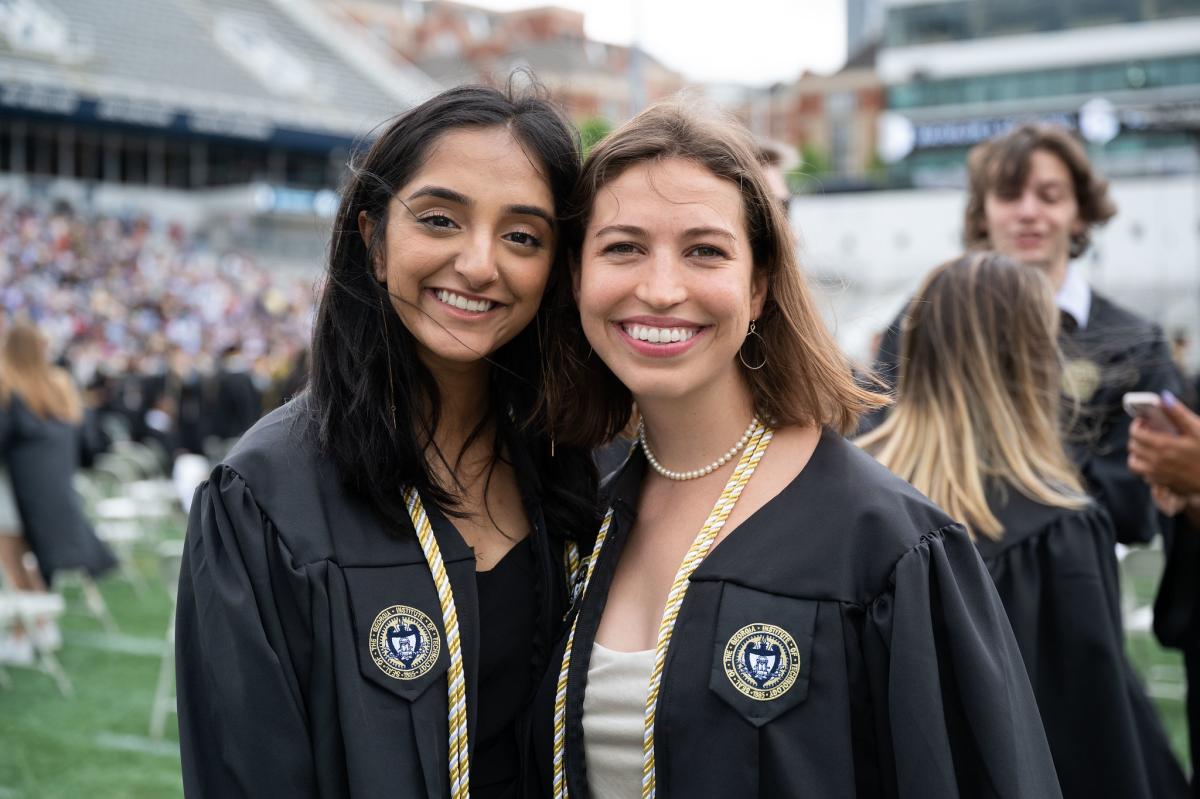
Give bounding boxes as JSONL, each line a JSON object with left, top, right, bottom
{"left": 175, "top": 83, "right": 597, "bottom": 798}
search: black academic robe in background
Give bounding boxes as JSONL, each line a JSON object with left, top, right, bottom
{"left": 975, "top": 489, "right": 1187, "bottom": 799}
{"left": 864, "top": 288, "right": 1182, "bottom": 544}
{"left": 0, "top": 395, "right": 115, "bottom": 581}
{"left": 529, "top": 431, "right": 1062, "bottom": 798}
{"left": 1154, "top": 510, "right": 1200, "bottom": 796}
{"left": 175, "top": 398, "right": 584, "bottom": 798}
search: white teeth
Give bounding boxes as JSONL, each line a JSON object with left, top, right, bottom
{"left": 435, "top": 290, "right": 494, "bottom": 313}
{"left": 622, "top": 324, "right": 698, "bottom": 344}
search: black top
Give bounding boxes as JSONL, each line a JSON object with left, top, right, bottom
{"left": 175, "top": 397, "right": 584, "bottom": 798}
{"left": 474, "top": 536, "right": 537, "bottom": 799}
{"left": 0, "top": 394, "right": 115, "bottom": 581}
{"left": 975, "top": 488, "right": 1187, "bottom": 799}
{"left": 863, "top": 289, "right": 1183, "bottom": 544}
{"left": 528, "top": 430, "right": 1061, "bottom": 798}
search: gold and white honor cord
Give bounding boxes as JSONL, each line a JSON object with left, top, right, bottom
{"left": 404, "top": 487, "right": 471, "bottom": 799}
{"left": 552, "top": 507, "right": 614, "bottom": 799}
{"left": 551, "top": 422, "right": 773, "bottom": 799}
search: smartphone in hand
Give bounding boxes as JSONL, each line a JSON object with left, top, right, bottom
{"left": 1123, "top": 391, "right": 1180, "bottom": 435}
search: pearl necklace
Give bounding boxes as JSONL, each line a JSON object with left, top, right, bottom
{"left": 638, "top": 416, "right": 760, "bottom": 481}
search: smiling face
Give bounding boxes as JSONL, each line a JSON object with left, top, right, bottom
{"left": 577, "top": 158, "right": 765, "bottom": 406}
{"left": 982, "top": 149, "right": 1083, "bottom": 279}
{"left": 363, "top": 126, "right": 555, "bottom": 372}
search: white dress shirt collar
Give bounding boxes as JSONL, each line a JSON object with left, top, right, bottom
{"left": 1055, "top": 263, "right": 1092, "bottom": 331}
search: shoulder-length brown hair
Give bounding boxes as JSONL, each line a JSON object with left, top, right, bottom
{"left": 0, "top": 322, "right": 82, "bottom": 423}
{"left": 856, "top": 251, "right": 1087, "bottom": 539}
{"left": 963, "top": 124, "right": 1117, "bottom": 259}
{"left": 537, "top": 100, "right": 886, "bottom": 449}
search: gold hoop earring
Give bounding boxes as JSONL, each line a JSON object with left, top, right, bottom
{"left": 738, "top": 320, "right": 767, "bottom": 371}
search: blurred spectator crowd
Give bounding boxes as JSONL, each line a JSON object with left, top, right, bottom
{"left": 0, "top": 195, "right": 314, "bottom": 463}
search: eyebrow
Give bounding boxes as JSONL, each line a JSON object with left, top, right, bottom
{"left": 593, "top": 224, "right": 737, "bottom": 241}
{"left": 406, "top": 185, "right": 554, "bottom": 227}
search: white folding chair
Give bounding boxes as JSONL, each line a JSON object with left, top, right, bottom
{"left": 149, "top": 538, "right": 185, "bottom": 739}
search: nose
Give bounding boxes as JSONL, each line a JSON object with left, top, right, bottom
{"left": 454, "top": 232, "right": 498, "bottom": 289}
{"left": 634, "top": 249, "right": 687, "bottom": 308}
{"left": 1015, "top": 190, "right": 1041, "bottom": 218}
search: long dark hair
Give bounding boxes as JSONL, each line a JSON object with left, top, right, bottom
{"left": 309, "top": 82, "right": 595, "bottom": 542}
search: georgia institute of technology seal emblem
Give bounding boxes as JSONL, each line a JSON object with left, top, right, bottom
{"left": 723, "top": 622, "right": 801, "bottom": 701}
{"left": 369, "top": 605, "right": 441, "bottom": 680}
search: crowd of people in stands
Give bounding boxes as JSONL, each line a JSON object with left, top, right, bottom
{"left": 0, "top": 196, "right": 314, "bottom": 462}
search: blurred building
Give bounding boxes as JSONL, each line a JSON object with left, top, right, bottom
{"left": 846, "top": 0, "right": 885, "bottom": 62}
{"left": 723, "top": 48, "right": 886, "bottom": 189}
{"left": 339, "top": 0, "right": 685, "bottom": 122}
{"left": 877, "top": 0, "right": 1200, "bottom": 185}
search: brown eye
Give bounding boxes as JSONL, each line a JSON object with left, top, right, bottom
{"left": 419, "top": 214, "right": 457, "bottom": 230}
{"left": 505, "top": 231, "right": 543, "bottom": 249}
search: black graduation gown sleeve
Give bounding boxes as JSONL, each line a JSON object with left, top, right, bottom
{"left": 176, "top": 467, "right": 318, "bottom": 798}
{"left": 979, "top": 501, "right": 1187, "bottom": 799}
{"left": 1155, "top": 511, "right": 1200, "bottom": 649}
{"left": 864, "top": 527, "right": 1062, "bottom": 799}
{"left": 1066, "top": 294, "right": 1184, "bottom": 545}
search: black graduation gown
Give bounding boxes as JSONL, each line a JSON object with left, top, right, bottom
{"left": 863, "top": 289, "right": 1183, "bottom": 544}
{"left": 175, "top": 398, "right": 582, "bottom": 798}
{"left": 1154, "top": 511, "right": 1200, "bottom": 794}
{"left": 975, "top": 489, "right": 1187, "bottom": 799}
{"left": 0, "top": 394, "right": 116, "bottom": 581}
{"left": 528, "top": 431, "right": 1061, "bottom": 798}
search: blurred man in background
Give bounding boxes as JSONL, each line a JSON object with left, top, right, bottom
{"left": 867, "top": 123, "right": 1182, "bottom": 546}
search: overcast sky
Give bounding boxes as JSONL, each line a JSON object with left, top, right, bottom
{"left": 465, "top": 0, "right": 848, "bottom": 85}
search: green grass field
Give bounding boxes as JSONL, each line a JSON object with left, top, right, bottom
{"left": 0, "top": 532, "right": 1192, "bottom": 798}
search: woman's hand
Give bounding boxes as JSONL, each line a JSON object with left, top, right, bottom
{"left": 1151, "top": 484, "right": 1188, "bottom": 517}
{"left": 1128, "top": 392, "right": 1200, "bottom": 496}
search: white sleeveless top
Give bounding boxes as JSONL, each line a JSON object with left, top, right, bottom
{"left": 582, "top": 642, "right": 655, "bottom": 799}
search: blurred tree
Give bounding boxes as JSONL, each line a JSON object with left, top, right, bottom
{"left": 791, "top": 143, "right": 831, "bottom": 192}
{"left": 580, "top": 117, "right": 613, "bottom": 157}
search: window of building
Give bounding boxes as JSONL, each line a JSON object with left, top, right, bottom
{"left": 982, "top": 0, "right": 1060, "bottom": 35}
{"left": 885, "top": 2, "right": 971, "bottom": 46}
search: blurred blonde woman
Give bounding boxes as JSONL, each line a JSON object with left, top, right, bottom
{"left": 858, "top": 251, "right": 1187, "bottom": 799}
{"left": 0, "top": 322, "right": 114, "bottom": 588}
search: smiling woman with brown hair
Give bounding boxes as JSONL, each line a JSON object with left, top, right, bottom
{"left": 526, "top": 102, "right": 1060, "bottom": 799}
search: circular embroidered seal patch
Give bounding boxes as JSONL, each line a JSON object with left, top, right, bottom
{"left": 369, "top": 605, "right": 441, "bottom": 680}
{"left": 1062, "top": 358, "right": 1101, "bottom": 404}
{"left": 723, "top": 622, "right": 801, "bottom": 701}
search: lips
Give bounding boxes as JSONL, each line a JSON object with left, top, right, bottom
{"left": 431, "top": 288, "right": 500, "bottom": 314}
{"left": 621, "top": 323, "right": 699, "bottom": 344}
{"left": 613, "top": 317, "right": 707, "bottom": 357}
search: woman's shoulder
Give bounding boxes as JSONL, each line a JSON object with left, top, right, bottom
{"left": 976, "top": 489, "right": 1110, "bottom": 559}
{"left": 696, "top": 431, "right": 967, "bottom": 605}
{"left": 807, "top": 431, "right": 960, "bottom": 544}
{"left": 223, "top": 395, "right": 323, "bottom": 482}
{"left": 202, "top": 396, "right": 349, "bottom": 564}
